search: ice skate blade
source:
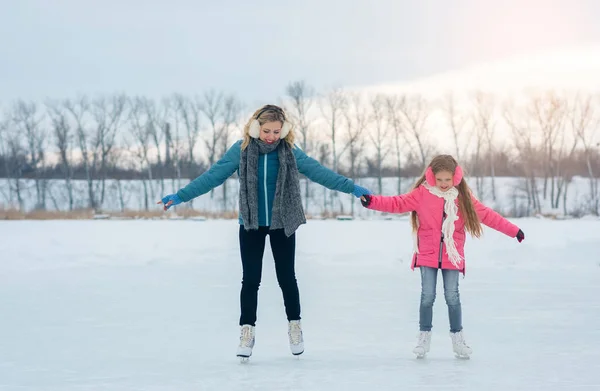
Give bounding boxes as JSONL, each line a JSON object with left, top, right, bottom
{"left": 413, "top": 347, "right": 427, "bottom": 359}
{"left": 455, "top": 354, "right": 470, "bottom": 360}
{"left": 238, "top": 356, "right": 250, "bottom": 363}
{"left": 290, "top": 341, "right": 304, "bottom": 356}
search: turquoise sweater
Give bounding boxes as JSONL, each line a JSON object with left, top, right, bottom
{"left": 177, "top": 140, "right": 355, "bottom": 226}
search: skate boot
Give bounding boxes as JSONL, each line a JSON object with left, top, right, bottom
{"left": 450, "top": 330, "right": 472, "bottom": 359}
{"left": 413, "top": 331, "right": 432, "bottom": 358}
{"left": 236, "top": 324, "right": 255, "bottom": 361}
{"left": 288, "top": 320, "right": 304, "bottom": 356}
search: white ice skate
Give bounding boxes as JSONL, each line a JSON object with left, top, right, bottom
{"left": 450, "top": 330, "right": 472, "bottom": 359}
{"left": 288, "top": 320, "right": 304, "bottom": 356}
{"left": 413, "top": 331, "right": 432, "bottom": 358}
{"left": 237, "top": 324, "right": 255, "bottom": 362}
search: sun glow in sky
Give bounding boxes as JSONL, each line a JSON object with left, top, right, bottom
{"left": 447, "top": 0, "right": 595, "bottom": 64}
{"left": 364, "top": 45, "right": 600, "bottom": 99}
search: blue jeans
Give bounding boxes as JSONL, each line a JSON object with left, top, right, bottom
{"left": 419, "top": 266, "right": 462, "bottom": 333}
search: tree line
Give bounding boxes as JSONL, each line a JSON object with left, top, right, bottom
{"left": 0, "top": 81, "right": 598, "bottom": 215}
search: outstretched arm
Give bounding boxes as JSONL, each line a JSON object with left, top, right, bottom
{"left": 176, "top": 140, "right": 242, "bottom": 202}
{"left": 473, "top": 197, "right": 520, "bottom": 238}
{"left": 293, "top": 146, "right": 355, "bottom": 193}
{"left": 361, "top": 187, "right": 421, "bottom": 214}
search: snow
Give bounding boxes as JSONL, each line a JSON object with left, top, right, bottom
{"left": 1, "top": 218, "right": 599, "bottom": 390}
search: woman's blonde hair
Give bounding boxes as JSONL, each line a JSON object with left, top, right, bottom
{"left": 241, "top": 105, "right": 295, "bottom": 150}
{"left": 410, "top": 155, "right": 483, "bottom": 238}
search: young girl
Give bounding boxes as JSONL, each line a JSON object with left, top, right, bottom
{"left": 360, "top": 155, "right": 524, "bottom": 359}
{"left": 158, "top": 104, "right": 371, "bottom": 360}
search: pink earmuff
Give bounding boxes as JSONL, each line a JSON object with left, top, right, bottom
{"left": 453, "top": 166, "right": 463, "bottom": 186}
{"left": 425, "top": 166, "right": 463, "bottom": 187}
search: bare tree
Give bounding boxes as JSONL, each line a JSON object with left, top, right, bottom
{"left": 466, "top": 117, "right": 486, "bottom": 198}
{"left": 320, "top": 87, "right": 348, "bottom": 211}
{"left": 538, "top": 93, "right": 572, "bottom": 209}
{"left": 442, "top": 93, "right": 471, "bottom": 162}
{"left": 0, "top": 116, "right": 12, "bottom": 205}
{"left": 398, "top": 94, "right": 431, "bottom": 168}
{"left": 320, "top": 87, "right": 347, "bottom": 172}
{"left": 145, "top": 97, "right": 171, "bottom": 196}
{"left": 504, "top": 100, "right": 542, "bottom": 215}
{"left": 343, "top": 92, "right": 368, "bottom": 216}
{"left": 66, "top": 96, "right": 100, "bottom": 210}
{"left": 46, "top": 100, "right": 75, "bottom": 210}
{"left": 369, "top": 94, "right": 392, "bottom": 194}
{"left": 385, "top": 95, "right": 405, "bottom": 193}
{"left": 92, "top": 94, "right": 127, "bottom": 209}
{"left": 522, "top": 92, "right": 566, "bottom": 207}
{"left": 0, "top": 113, "right": 26, "bottom": 210}
{"left": 552, "top": 118, "right": 579, "bottom": 214}
{"left": 168, "top": 96, "right": 188, "bottom": 193}
{"left": 218, "top": 95, "right": 242, "bottom": 211}
{"left": 128, "top": 97, "right": 154, "bottom": 211}
{"left": 174, "top": 93, "right": 202, "bottom": 182}
{"left": 200, "top": 90, "right": 226, "bottom": 201}
{"left": 570, "top": 93, "right": 599, "bottom": 215}
{"left": 471, "top": 91, "right": 498, "bottom": 201}
{"left": 316, "top": 142, "right": 331, "bottom": 212}
{"left": 6, "top": 132, "right": 26, "bottom": 210}
{"left": 13, "top": 100, "right": 47, "bottom": 209}
{"left": 112, "top": 129, "right": 136, "bottom": 213}
{"left": 285, "top": 80, "right": 316, "bottom": 210}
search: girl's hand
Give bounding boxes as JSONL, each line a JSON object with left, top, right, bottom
{"left": 516, "top": 229, "right": 525, "bottom": 242}
{"left": 360, "top": 194, "right": 372, "bottom": 207}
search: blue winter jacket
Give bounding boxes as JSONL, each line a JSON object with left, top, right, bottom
{"left": 176, "top": 140, "right": 355, "bottom": 226}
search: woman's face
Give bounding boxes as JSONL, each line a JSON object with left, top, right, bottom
{"left": 259, "top": 121, "right": 283, "bottom": 144}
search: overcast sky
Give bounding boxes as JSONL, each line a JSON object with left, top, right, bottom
{"left": 2, "top": 0, "right": 599, "bottom": 107}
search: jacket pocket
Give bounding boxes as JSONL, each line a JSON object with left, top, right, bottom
{"left": 418, "top": 229, "right": 436, "bottom": 254}
{"left": 454, "top": 230, "right": 466, "bottom": 258}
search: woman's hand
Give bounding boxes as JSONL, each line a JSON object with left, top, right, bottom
{"left": 157, "top": 193, "right": 182, "bottom": 211}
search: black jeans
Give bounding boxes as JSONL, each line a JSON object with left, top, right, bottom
{"left": 238, "top": 225, "right": 301, "bottom": 326}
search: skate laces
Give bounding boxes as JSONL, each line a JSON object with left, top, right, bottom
{"left": 289, "top": 321, "right": 302, "bottom": 345}
{"left": 452, "top": 332, "right": 469, "bottom": 347}
{"left": 240, "top": 325, "right": 254, "bottom": 347}
{"left": 417, "top": 332, "right": 429, "bottom": 346}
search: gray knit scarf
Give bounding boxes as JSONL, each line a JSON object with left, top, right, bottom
{"left": 239, "top": 138, "right": 306, "bottom": 237}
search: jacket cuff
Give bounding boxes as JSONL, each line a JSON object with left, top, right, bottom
{"left": 176, "top": 189, "right": 191, "bottom": 203}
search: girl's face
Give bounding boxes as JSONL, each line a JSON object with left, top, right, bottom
{"left": 435, "top": 170, "right": 454, "bottom": 192}
{"left": 259, "top": 121, "right": 283, "bottom": 144}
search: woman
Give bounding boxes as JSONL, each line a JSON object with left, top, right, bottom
{"left": 159, "top": 104, "right": 371, "bottom": 359}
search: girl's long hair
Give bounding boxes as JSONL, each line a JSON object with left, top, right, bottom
{"left": 410, "top": 155, "right": 483, "bottom": 238}
{"left": 241, "top": 105, "right": 295, "bottom": 150}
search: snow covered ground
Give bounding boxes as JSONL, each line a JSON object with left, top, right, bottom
{"left": 1, "top": 217, "right": 599, "bottom": 390}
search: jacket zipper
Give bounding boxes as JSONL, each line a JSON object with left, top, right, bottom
{"left": 439, "top": 200, "right": 446, "bottom": 268}
{"left": 263, "top": 154, "right": 269, "bottom": 225}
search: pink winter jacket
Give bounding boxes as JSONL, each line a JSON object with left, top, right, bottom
{"left": 366, "top": 185, "right": 520, "bottom": 273}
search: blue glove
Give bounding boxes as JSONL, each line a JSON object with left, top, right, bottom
{"left": 158, "top": 193, "right": 182, "bottom": 210}
{"left": 352, "top": 184, "right": 372, "bottom": 198}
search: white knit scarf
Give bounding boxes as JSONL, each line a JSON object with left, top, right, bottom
{"left": 413, "top": 183, "right": 463, "bottom": 268}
